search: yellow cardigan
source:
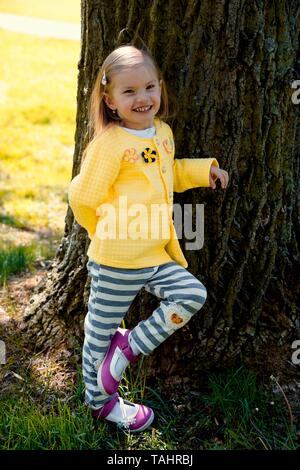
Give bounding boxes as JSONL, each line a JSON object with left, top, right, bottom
{"left": 68, "top": 118, "right": 219, "bottom": 269}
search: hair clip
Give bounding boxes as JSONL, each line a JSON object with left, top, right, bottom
{"left": 101, "top": 71, "right": 107, "bottom": 86}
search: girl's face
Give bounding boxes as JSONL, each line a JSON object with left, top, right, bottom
{"left": 103, "top": 64, "right": 162, "bottom": 130}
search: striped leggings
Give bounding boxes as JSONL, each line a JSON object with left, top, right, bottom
{"left": 83, "top": 260, "right": 207, "bottom": 410}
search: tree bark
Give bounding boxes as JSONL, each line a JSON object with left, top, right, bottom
{"left": 24, "top": 0, "right": 300, "bottom": 384}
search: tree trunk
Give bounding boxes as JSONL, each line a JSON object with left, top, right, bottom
{"left": 24, "top": 0, "right": 300, "bottom": 385}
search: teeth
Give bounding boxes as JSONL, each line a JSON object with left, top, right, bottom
{"left": 135, "top": 106, "right": 151, "bottom": 112}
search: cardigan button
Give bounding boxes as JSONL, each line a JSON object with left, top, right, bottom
{"left": 169, "top": 191, "right": 173, "bottom": 197}
{"left": 162, "top": 165, "right": 167, "bottom": 173}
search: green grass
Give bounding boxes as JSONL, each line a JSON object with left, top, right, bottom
{"left": 0, "top": 364, "right": 297, "bottom": 450}
{"left": 0, "top": 396, "right": 110, "bottom": 450}
{"left": 0, "top": 392, "right": 174, "bottom": 450}
{"left": 0, "top": 238, "right": 59, "bottom": 285}
{"left": 0, "top": 27, "right": 78, "bottom": 232}
{"left": 0, "top": 361, "right": 179, "bottom": 450}
{"left": 0, "top": 244, "right": 35, "bottom": 285}
{"left": 200, "top": 366, "right": 297, "bottom": 450}
{"left": 0, "top": 0, "right": 80, "bottom": 23}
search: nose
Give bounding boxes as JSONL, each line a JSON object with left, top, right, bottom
{"left": 135, "top": 90, "right": 149, "bottom": 104}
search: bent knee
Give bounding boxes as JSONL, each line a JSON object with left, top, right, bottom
{"left": 187, "top": 282, "right": 207, "bottom": 313}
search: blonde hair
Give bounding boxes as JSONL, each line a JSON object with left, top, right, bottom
{"left": 81, "top": 41, "right": 177, "bottom": 163}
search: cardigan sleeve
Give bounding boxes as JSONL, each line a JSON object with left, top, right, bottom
{"left": 68, "top": 136, "right": 120, "bottom": 238}
{"left": 167, "top": 126, "right": 219, "bottom": 192}
{"left": 173, "top": 157, "right": 219, "bottom": 192}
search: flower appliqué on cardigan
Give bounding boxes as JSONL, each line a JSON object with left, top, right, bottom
{"left": 141, "top": 147, "right": 157, "bottom": 163}
{"left": 122, "top": 148, "right": 139, "bottom": 163}
{"left": 163, "top": 138, "right": 174, "bottom": 154}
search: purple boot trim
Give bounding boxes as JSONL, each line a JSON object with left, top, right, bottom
{"left": 91, "top": 393, "right": 119, "bottom": 419}
{"left": 98, "top": 329, "right": 138, "bottom": 395}
{"left": 128, "top": 404, "right": 154, "bottom": 431}
{"left": 117, "top": 330, "right": 138, "bottom": 362}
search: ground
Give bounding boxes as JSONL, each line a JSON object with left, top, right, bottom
{"left": 0, "top": 237, "right": 299, "bottom": 449}
{"left": 0, "top": 252, "right": 77, "bottom": 402}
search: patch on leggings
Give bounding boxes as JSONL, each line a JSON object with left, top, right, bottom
{"left": 171, "top": 313, "right": 184, "bottom": 324}
{"left": 163, "top": 303, "right": 191, "bottom": 330}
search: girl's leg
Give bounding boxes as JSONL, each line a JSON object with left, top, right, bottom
{"left": 129, "top": 262, "right": 207, "bottom": 355}
{"left": 82, "top": 261, "right": 156, "bottom": 410}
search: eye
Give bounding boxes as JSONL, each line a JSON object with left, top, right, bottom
{"left": 124, "top": 89, "right": 134, "bottom": 94}
{"left": 147, "top": 84, "right": 155, "bottom": 89}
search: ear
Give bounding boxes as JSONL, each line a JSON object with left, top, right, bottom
{"left": 103, "top": 93, "right": 116, "bottom": 111}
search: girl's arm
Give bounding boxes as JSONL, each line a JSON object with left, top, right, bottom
{"left": 168, "top": 127, "right": 228, "bottom": 192}
{"left": 68, "top": 137, "right": 120, "bottom": 238}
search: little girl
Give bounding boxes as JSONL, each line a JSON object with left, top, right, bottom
{"left": 68, "top": 43, "right": 229, "bottom": 432}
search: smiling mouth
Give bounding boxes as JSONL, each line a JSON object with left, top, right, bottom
{"left": 133, "top": 105, "right": 153, "bottom": 112}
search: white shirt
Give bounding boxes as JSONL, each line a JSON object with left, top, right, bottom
{"left": 121, "top": 125, "right": 156, "bottom": 138}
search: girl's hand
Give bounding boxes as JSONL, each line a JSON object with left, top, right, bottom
{"left": 209, "top": 165, "right": 229, "bottom": 190}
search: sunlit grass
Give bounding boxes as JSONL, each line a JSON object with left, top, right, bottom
{"left": 0, "top": 0, "right": 80, "bottom": 23}
{"left": 0, "top": 28, "right": 78, "bottom": 231}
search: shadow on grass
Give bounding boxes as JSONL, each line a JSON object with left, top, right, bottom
{"left": 0, "top": 212, "right": 27, "bottom": 230}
